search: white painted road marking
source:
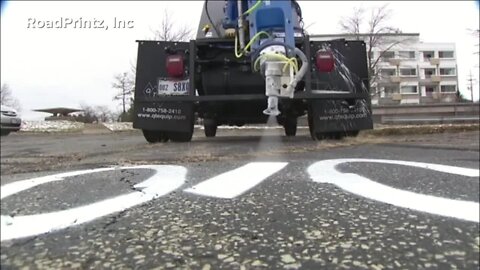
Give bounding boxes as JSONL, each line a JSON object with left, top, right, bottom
{"left": 2, "top": 158, "right": 477, "bottom": 241}
{"left": 308, "top": 158, "right": 480, "bottom": 223}
{"left": 1, "top": 165, "right": 187, "bottom": 241}
{"left": 0, "top": 167, "right": 114, "bottom": 200}
{"left": 184, "top": 162, "right": 288, "bottom": 199}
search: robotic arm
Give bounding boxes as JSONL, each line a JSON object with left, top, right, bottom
{"left": 222, "top": 0, "right": 308, "bottom": 116}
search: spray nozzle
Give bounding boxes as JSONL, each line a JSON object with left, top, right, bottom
{"left": 263, "top": 96, "right": 280, "bottom": 116}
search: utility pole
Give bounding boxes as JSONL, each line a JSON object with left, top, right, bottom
{"left": 466, "top": 70, "right": 475, "bottom": 103}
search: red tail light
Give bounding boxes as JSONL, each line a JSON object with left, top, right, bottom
{"left": 315, "top": 50, "right": 335, "bottom": 73}
{"left": 166, "top": 54, "right": 184, "bottom": 78}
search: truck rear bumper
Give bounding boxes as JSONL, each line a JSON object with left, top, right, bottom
{"left": 134, "top": 91, "right": 370, "bottom": 103}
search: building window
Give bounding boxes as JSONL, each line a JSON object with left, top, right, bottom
{"left": 380, "top": 69, "right": 396, "bottom": 77}
{"left": 440, "top": 85, "right": 456, "bottom": 92}
{"left": 400, "top": 85, "right": 418, "bottom": 94}
{"left": 439, "top": 68, "right": 456, "bottom": 76}
{"left": 380, "top": 51, "right": 395, "bottom": 61}
{"left": 424, "top": 68, "right": 436, "bottom": 78}
{"left": 422, "top": 51, "right": 435, "bottom": 61}
{"left": 425, "top": 86, "right": 438, "bottom": 94}
{"left": 384, "top": 85, "right": 399, "bottom": 97}
{"left": 398, "top": 51, "right": 416, "bottom": 59}
{"left": 438, "top": 51, "right": 454, "bottom": 58}
{"left": 400, "top": 68, "right": 417, "bottom": 77}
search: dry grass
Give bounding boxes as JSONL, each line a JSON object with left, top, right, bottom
{"left": 365, "top": 123, "right": 479, "bottom": 136}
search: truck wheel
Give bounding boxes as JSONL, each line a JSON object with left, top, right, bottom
{"left": 204, "top": 119, "right": 217, "bottom": 137}
{"left": 142, "top": 130, "right": 159, "bottom": 143}
{"left": 169, "top": 131, "right": 193, "bottom": 142}
{"left": 204, "top": 125, "right": 217, "bottom": 137}
{"left": 158, "top": 132, "right": 169, "bottom": 142}
{"left": 284, "top": 117, "right": 297, "bottom": 137}
{"left": 312, "top": 132, "right": 327, "bottom": 141}
{"left": 169, "top": 107, "right": 194, "bottom": 142}
{"left": 346, "top": 130, "right": 360, "bottom": 137}
{"left": 308, "top": 110, "right": 321, "bottom": 141}
{"left": 329, "top": 132, "right": 344, "bottom": 140}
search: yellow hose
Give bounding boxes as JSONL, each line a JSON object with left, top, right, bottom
{"left": 243, "top": 0, "right": 263, "bottom": 15}
{"left": 253, "top": 53, "right": 299, "bottom": 74}
{"left": 235, "top": 31, "right": 271, "bottom": 58}
{"left": 244, "top": 31, "right": 270, "bottom": 53}
{"left": 235, "top": 34, "right": 243, "bottom": 58}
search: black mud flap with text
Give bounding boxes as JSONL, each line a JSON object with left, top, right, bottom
{"left": 309, "top": 39, "right": 373, "bottom": 133}
{"left": 132, "top": 40, "right": 194, "bottom": 132}
{"left": 310, "top": 99, "right": 373, "bottom": 133}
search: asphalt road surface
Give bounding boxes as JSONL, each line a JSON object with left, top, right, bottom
{"left": 1, "top": 128, "right": 479, "bottom": 269}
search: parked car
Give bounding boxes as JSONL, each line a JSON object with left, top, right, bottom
{"left": 1, "top": 105, "right": 21, "bottom": 136}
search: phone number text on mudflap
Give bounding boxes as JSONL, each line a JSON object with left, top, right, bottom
{"left": 137, "top": 113, "right": 187, "bottom": 120}
{"left": 318, "top": 113, "right": 368, "bottom": 121}
{"left": 142, "top": 107, "right": 182, "bottom": 115}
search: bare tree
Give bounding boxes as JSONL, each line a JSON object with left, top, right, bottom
{"left": 151, "top": 9, "right": 194, "bottom": 42}
{"left": 77, "top": 103, "right": 115, "bottom": 123}
{"left": 339, "top": 4, "right": 412, "bottom": 95}
{"left": 112, "top": 72, "right": 134, "bottom": 115}
{"left": 339, "top": 7, "right": 364, "bottom": 36}
{"left": 0, "top": 83, "right": 21, "bottom": 112}
{"left": 77, "top": 103, "right": 98, "bottom": 123}
{"left": 95, "top": 105, "right": 114, "bottom": 122}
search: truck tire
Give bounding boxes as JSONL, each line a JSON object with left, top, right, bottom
{"left": 308, "top": 107, "right": 345, "bottom": 141}
{"left": 346, "top": 130, "right": 360, "bottom": 137}
{"left": 142, "top": 130, "right": 159, "bottom": 143}
{"left": 204, "top": 125, "right": 217, "bottom": 137}
{"left": 169, "top": 106, "right": 194, "bottom": 142}
{"left": 312, "top": 132, "right": 327, "bottom": 141}
{"left": 158, "top": 132, "right": 169, "bottom": 142}
{"left": 283, "top": 117, "right": 297, "bottom": 137}
{"left": 204, "top": 119, "right": 217, "bottom": 137}
{"left": 328, "top": 132, "right": 344, "bottom": 140}
{"left": 169, "top": 131, "right": 193, "bottom": 142}
{"left": 308, "top": 109, "right": 321, "bottom": 141}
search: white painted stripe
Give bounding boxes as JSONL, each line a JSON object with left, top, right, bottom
{"left": 1, "top": 167, "right": 114, "bottom": 200}
{"left": 1, "top": 165, "right": 187, "bottom": 241}
{"left": 184, "top": 162, "right": 288, "bottom": 199}
{"left": 308, "top": 159, "right": 480, "bottom": 223}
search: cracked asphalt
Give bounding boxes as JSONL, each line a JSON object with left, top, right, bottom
{"left": 1, "top": 128, "right": 479, "bottom": 269}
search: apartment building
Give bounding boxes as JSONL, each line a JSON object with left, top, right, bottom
{"left": 311, "top": 33, "right": 459, "bottom": 105}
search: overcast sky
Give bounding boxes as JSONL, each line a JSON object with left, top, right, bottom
{"left": 1, "top": 1, "right": 479, "bottom": 120}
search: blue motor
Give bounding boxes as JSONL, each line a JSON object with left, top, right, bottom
{"left": 247, "top": 0, "right": 295, "bottom": 55}
{"left": 222, "top": 0, "right": 296, "bottom": 56}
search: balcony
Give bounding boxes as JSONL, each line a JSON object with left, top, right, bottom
{"left": 388, "top": 59, "right": 402, "bottom": 66}
{"left": 390, "top": 76, "right": 402, "bottom": 83}
{"left": 430, "top": 75, "right": 441, "bottom": 82}
{"left": 391, "top": 93, "right": 402, "bottom": 101}
{"left": 432, "top": 92, "right": 442, "bottom": 100}
{"left": 429, "top": 58, "right": 440, "bottom": 65}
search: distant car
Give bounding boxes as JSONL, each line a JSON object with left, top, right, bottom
{"left": 1, "top": 105, "right": 22, "bottom": 136}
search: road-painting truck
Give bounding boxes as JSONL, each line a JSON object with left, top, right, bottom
{"left": 132, "top": 0, "right": 373, "bottom": 143}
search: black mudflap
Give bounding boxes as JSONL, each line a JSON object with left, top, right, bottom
{"left": 308, "top": 38, "right": 373, "bottom": 135}
{"left": 309, "top": 99, "right": 373, "bottom": 134}
{"left": 133, "top": 40, "right": 194, "bottom": 132}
